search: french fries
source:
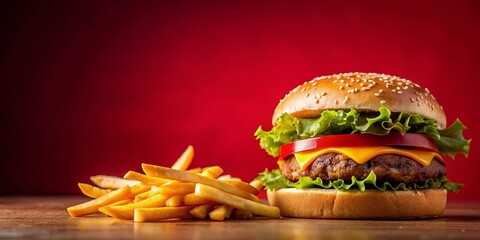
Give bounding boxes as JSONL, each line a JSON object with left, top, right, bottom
{"left": 67, "top": 145, "right": 279, "bottom": 221}
{"left": 190, "top": 204, "right": 215, "bottom": 219}
{"left": 183, "top": 193, "right": 216, "bottom": 206}
{"left": 123, "top": 171, "right": 168, "bottom": 186}
{"left": 222, "top": 180, "right": 259, "bottom": 195}
{"left": 171, "top": 145, "right": 194, "bottom": 170}
{"left": 195, "top": 184, "right": 280, "bottom": 218}
{"left": 249, "top": 179, "right": 264, "bottom": 192}
{"left": 99, "top": 194, "right": 169, "bottom": 220}
{"left": 134, "top": 206, "right": 193, "bottom": 222}
{"left": 78, "top": 183, "right": 111, "bottom": 198}
{"left": 166, "top": 195, "right": 184, "bottom": 207}
{"left": 142, "top": 164, "right": 261, "bottom": 203}
{"left": 67, "top": 186, "right": 131, "bottom": 217}
{"left": 209, "top": 205, "right": 233, "bottom": 221}
{"left": 90, "top": 175, "right": 139, "bottom": 189}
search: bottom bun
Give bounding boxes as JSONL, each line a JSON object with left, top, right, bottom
{"left": 267, "top": 188, "right": 447, "bottom": 219}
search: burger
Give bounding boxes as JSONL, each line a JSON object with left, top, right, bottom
{"left": 254, "top": 72, "right": 470, "bottom": 219}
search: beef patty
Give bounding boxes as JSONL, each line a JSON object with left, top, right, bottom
{"left": 281, "top": 153, "right": 446, "bottom": 184}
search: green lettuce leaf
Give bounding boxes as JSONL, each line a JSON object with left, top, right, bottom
{"left": 254, "top": 107, "right": 470, "bottom": 158}
{"left": 258, "top": 169, "right": 463, "bottom": 193}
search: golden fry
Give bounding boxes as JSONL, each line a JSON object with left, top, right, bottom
{"left": 166, "top": 195, "right": 184, "bottom": 207}
{"left": 142, "top": 164, "right": 261, "bottom": 203}
{"left": 109, "top": 199, "right": 132, "bottom": 206}
{"left": 78, "top": 183, "right": 111, "bottom": 198}
{"left": 134, "top": 206, "right": 193, "bottom": 222}
{"left": 195, "top": 184, "right": 280, "bottom": 218}
{"left": 67, "top": 186, "right": 131, "bottom": 217}
{"left": 221, "top": 180, "right": 259, "bottom": 195}
{"left": 99, "top": 194, "right": 168, "bottom": 220}
{"left": 209, "top": 205, "right": 233, "bottom": 221}
{"left": 216, "top": 175, "right": 232, "bottom": 180}
{"left": 129, "top": 184, "right": 151, "bottom": 196}
{"left": 90, "top": 175, "right": 139, "bottom": 189}
{"left": 189, "top": 204, "right": 215, "bottom": 219}
{"left": 134, "top": 189, "right": 153, "bottom": 202}
{"left": 249, "top": 179, "right": 263, "bottom": 192}
{"left": 123, "top": 171, "right": 167, "bottom": 186}
{"left": 187, "top": 168, "right": 202, "bottom": 174}
{"left": 183, "top": 193, "right": 216, "bottom": 206}
{"left": 171, "top": 145, "right": 194, "bottom": 171}
{"left": 200, "top": 166, "right": 224, "bottom": 179}
{"left": 150, "top": 182, "right": 195, "bottom": 197}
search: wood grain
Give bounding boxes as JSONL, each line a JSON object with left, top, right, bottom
{"left": 1, "top": 196, "right": 480, "bottom": 239}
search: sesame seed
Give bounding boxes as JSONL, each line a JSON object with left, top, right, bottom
{"left": 379, "top": 89, "right": 384, "bottom": 93}
{"left": 346, "top": 83, "right": 350, "bottom": 87}
{"left": 306, "top": 93, "right": 310, "bottom": 97}
{"left": 315, "top": 99, "right": 320, "bottom": 104}
{"left": 301, "top": 88, "right": 306, "bottom": 92}
{"left": 321, "top": 92, "right": 327, "bottom": 96}
{"left": 410, "top": 97, "right": 415, "bottom": 103}
{"left": 425, "top": 88, "right": 430, "bottom": 93}
{"left": 347, "top": 89, "right": 354, "bottom": 94}
{"left": 315, "top": 93, "right": 320, "bottom": 99}
{"left": 380, "top": 100, "right": 386, "bottom": 104}
{"left": 340, "top": 80, "right": 345, "bottom": 83}
{"left": 343, "top": 96, "right": 349, "bottom": 104}
{"left": 361, "top": 87, "right": 367, "bottom": 91}
{"left": 334, "top": 99, "right": 338, "bottom": 105}
{"left": 339, "top": 86, "right": 344, "bottom": 90}
{"left": 374, "top": 93, "right": 380, "bottom": 97}
{"left": 313, "top": 87, "right": 316, "bottom": 90}
{"left": 312, "top": 82, "right": 318, "bottom": 86}
{"left": 392, "top": 89, "right": 396, "bottom": 93}
{"left": 333, "top": 80, "right": 338, "bottom": 83}
{"left": 397, "top": 91, "right": 402, "bottom": 94}
{"left": 396, "top": 86, "right": 401, "bottom": 90}
{"left": 360, "top": 83, "right": 365, "bottom": 87}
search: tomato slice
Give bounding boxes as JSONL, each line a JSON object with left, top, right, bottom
{"left": 279, "top": 133, "right": 438, "bottom": 159}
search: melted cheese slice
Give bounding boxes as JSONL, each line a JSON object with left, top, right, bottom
{"left": 293, "top": 146, "right": 442, "bottom": 171}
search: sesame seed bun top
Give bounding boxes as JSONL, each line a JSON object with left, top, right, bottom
{"left": 273, "top": 73, "right": 447, "bottom": 129}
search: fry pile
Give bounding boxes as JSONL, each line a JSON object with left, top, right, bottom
{"left": 67, "top": 146, "right": 280, "bottom": 221}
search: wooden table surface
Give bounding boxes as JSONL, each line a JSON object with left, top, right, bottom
{"left": 1, "top": 196, "right": 480, "bottom": 240}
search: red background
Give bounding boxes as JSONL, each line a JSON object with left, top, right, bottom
{"left": 1, "top": 1, "right": 478, "bottom": 201}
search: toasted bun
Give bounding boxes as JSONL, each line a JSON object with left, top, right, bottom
{"left": 267, "top": 188, "right": 446, "bottom": 219}
{"left": 273, "top": 73, "right": 446, "bottom": 129}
